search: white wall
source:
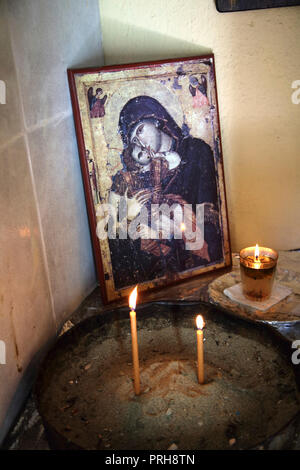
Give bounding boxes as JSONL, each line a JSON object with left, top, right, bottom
{"left": 99, "top": 0, "right": 300, "bottom": 251}
{"left": 0, "top": 0, "right": 103, "bottom": 443}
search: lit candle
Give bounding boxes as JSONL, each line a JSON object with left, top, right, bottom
{"left": 129, "top": 286, "right": 140, "bottom": 395}
{"left": 196, "top": 315, "right": 205, "bottom": 384}
{"left": 240, "top": 244, "right": 278, "bottom": 301}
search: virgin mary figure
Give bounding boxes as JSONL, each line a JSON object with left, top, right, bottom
{"left": 108, "top": 96, "right": 223, "bottom": 289}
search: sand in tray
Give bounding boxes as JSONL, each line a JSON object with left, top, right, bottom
{"left": 39, "top": 323, "right": 300, "bottom": 450}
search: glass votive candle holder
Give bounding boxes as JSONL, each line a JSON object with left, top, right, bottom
{"left": 239, "top": 246, "right": 278, "bottom": 301}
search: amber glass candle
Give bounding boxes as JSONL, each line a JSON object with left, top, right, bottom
{"left": 239, "top": 245, "right": 278, "bottom": 301}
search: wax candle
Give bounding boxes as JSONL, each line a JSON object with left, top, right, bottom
{"left": 196, "top": 315, "right": 205, "bottom": 384}
{"left": 240, "top": 244, "right": 278, "bottom": 301}
{"left": 129, "top": 286, "right": 140, "bottom": 395}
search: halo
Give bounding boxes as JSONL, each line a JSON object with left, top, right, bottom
{"left": 103, "top": 79, "right": 184, "bottom": 150}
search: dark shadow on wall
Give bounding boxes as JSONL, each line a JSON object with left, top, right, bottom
{"left": 102, "top": 19, "right": 212, "bottom": 66}
{"left": 0, "top": 335, "right": 56, "bottom": 448}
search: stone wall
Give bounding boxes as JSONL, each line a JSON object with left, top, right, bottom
{"left": 0, "top": 0, "right": 103, "bottom": 444}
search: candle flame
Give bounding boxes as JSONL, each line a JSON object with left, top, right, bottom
{"left": 196, "top": 315, "right": 205, "bottom": 330}
{"left": 180, "top": 222, "right": 186, "bottom": 231}
{"left": 255, "top": 244, "right": 259, "bottom": 260}
{"left": 129, "top": 286, "right": 138, "bottom": 310}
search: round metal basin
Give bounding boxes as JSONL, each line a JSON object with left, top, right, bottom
{"left": 35, "top": 302, "right": 300, "bottom": 450}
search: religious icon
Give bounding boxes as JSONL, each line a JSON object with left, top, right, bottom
{"left": 68, "top": 55, "right": 231, "bottom": 303}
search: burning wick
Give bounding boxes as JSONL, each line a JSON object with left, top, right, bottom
{"left": 196, "top": 315, "right": 205, "bottom": 384}
{"left": 180, "top": 222, "right": 186, "bottom": 232}
{"left": 129, "top": 286, "right": 140, "bottom": 395}
{"left": 255, "top": 243, "right": 259, "bottom": 261}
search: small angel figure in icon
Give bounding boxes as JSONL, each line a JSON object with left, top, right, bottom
{"left": 88, "top": 87, "right": 107, "bottom": 118}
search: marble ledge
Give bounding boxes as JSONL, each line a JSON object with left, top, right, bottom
{"left": 66, "top": 251, "right": 300, "bottom": 332}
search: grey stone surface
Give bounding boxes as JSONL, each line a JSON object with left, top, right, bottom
{"left": 0, "top": 136, "right": 55, "bottom": 356}
{"left": 0, "top": 136, "right": 55, "bottom": 443}
{"left": 0, "top": 1, "right": 22, "bottom": 144}
{"left": 209, "top": 253, "right": 300, "bottom": 323}
{"left": 4, "top": 395, "right": 49, "bottom": 450}
{"left": 7, "top": 0, "right": 104, "bottom": 129}
{"left": 28, "top": 115, "right": 96, "bottom": 326}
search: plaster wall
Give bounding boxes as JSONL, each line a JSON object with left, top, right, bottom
{"left": 99, "top": 0, "right": 300, "bottom": 251}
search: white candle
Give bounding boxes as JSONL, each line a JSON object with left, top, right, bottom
{"left": 196, "top": 315, "right": 205, "bottom": 384}
{"left": 129, "top": 286, "right": 140, "bottom": 395}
